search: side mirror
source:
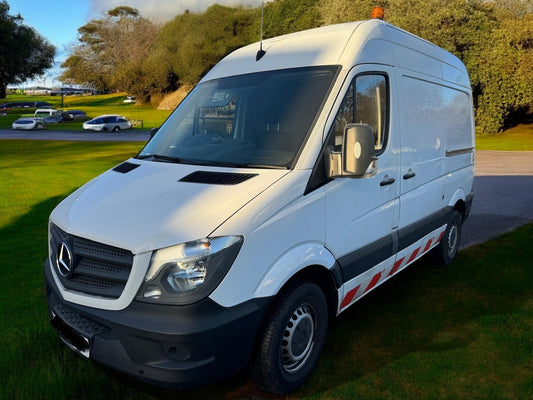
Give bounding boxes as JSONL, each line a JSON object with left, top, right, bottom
{"left": 150, "top": 127, "right": 159, "bottom": 139}
{"left": 325, "top": 123, "right": 376, "bottom": 178}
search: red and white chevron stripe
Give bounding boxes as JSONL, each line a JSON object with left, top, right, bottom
{"left": 339, "top": 225, "right": 447, "bottom": 312}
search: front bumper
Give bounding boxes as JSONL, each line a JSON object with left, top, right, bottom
{"left": 44, "top": 258, "right": 270, "bottom": 388}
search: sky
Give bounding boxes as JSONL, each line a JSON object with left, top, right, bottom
{"left": 6, "top": 0, "right": 265, "bottom": 87}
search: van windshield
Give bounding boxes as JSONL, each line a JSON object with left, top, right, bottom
{"left": 138, "top": 66, "right": 338, "bottom": 169}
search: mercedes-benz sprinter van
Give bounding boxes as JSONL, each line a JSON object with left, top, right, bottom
{"left": 45, "top": 16, "right": 474, "bottom": 394}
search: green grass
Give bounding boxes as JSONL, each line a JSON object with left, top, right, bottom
{"left": 1, "top": 140, "right": 532, "bottom": 400}
{"left": 0, "top": 93, "right": 171, "bottom": 130}
{"left": 476, "top": 124, "right": 533, "bottom": 150}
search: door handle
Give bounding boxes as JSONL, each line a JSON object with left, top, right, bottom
{"left": 403, "top": 170, "right": 416, "bottom": 180}
{"left": 380, "top": 176, "right": 395, "bottom": 186}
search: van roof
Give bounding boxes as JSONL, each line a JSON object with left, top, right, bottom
{"left": 202, "top": 19, "right": 470, "bottom": 89}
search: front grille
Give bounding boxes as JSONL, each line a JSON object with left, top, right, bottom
{"left": 49, "top": 223, "right": 134, "bottom": 299}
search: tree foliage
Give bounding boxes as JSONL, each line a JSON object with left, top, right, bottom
{"left": 316, "top": 0, "right": 533, "bottom": 133}
{"left": 60, "top": 0, "right": 533, "bottom": 132}
{"left": 0, "top": 1, "right": 55, "bottom": 99}
{"left": 60, "top": 6, "right": 159, "bottom": 99}
{"left": 472, "top": 1, "right": 533, "bottom": 132}
{"left": 154, "top": 5, "right": 258, "bottom": 87}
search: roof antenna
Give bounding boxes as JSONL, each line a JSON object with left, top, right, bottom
{"left": 256, "top": 0, "right": 266, "bottom": 61}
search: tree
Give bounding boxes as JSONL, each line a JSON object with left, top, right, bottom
{"left": 58, "top": 0, "right": 532, "bottom": 130}
{"left": 0, "top": 1, "right": 55, "bottom": 98}
{"left": 60, "top": 6, "right": 159, "bottom": 99}
{"left": 154, "top": 5, "right": 258, "bottom": 86}
{"left": 316, "top": 0, "right": 533, "bottom": 133}
{"left": 317, "top": 0, "right": 381, "bottom": 25}
{"left": 262, "top": 0, "right": 321, "bottom": 37}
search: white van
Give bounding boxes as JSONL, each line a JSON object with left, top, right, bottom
{"left": 34, "top": 108, "right": 63, "bottom": 124}
{"left": 45, "top": 15, "right": 474, "bottom": 394}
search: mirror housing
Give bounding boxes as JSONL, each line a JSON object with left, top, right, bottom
{"left": 150, "top": 127, "right": 159, "bottom": 139}
{"left": 325, "top": 123, "right": 377, "bottom": 178}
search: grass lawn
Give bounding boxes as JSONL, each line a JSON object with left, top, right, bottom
{"left": 476, "top": 124, "right": 533, "bottom": 150}
{"left": 0, "top": 139, "right": 532, "bottom": 399}
{"left": 0, "top": 93, "right": 171, "bottom": 130}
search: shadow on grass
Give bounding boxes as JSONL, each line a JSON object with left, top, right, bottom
{"left": 299, "top": 224, "right": 533, "bottom": 397}
{"left": 2, "top": 194, "right": 532, "bottom": 399}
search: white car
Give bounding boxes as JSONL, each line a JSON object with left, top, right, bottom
{"left": 82, "top": 115, "right": 132, "bottom": 132}
{"left": 12, "top": 117, "right": 45, "bottom": 130}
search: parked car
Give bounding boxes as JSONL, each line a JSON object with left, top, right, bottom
{"left": 34, "top": 109, "right": 63, "bottom": 124}
{"left": 12, "top": 117, "right": 45, "bottom": 130}
{"left": 82, "top": 115, "right": 132, "bottom": 132}
{"left": 123, "top": 96, "right": 136, "bottom": 104}
{"left": 62, "top": 110, "right": 87, "bottom": 121}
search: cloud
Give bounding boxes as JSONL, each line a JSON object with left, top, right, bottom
{"left": 88, "top": 0, "right": 267, "bottom": 22}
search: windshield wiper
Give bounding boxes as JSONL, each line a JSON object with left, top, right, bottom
{"left": 136, "top": 155, "right": 289, "bottom": 169}
{"left": 241, "top": 164, "right": 289, "bottom": 170}
{"left": 136, "top": 154, "right": 183, "bottom": 163}
{"left": 188, "top": 160, "right": 289, "bottom": 169}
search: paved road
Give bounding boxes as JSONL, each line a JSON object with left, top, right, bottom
{"left": 461, "top": 151, "right": 533, "bottom": 248}
{"left": 1, "top": 129, "right": 531, "bottom": 248}
{"left": 0, "top": 128, "right": 151, "bottom": 142}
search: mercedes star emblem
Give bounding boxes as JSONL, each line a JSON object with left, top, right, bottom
{"left": 56, "top": 241, "right": 73, "bottom": 277}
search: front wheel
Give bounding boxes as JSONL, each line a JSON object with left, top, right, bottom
{"left": 432, "top": 209, "right": 462, "bottom": 265}
{"left": 251, "top": 281, "right": 328, "bottom": 394}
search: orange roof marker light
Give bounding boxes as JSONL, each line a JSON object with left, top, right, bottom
{"left": 370, "top": 6, "right": 385, "bottom": 20}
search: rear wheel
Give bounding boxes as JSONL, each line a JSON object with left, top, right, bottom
{"left": 432, "top": 209, "right": 462, "bottom": 265}
{"left": 251, "top": 281, "right": 328, "bottom": 395}
{"left": 112, "top": 126, "right": 120, "bottom": 132}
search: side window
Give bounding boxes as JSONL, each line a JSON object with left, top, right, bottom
{"left": 330, "top": 73, "right": 388, "bottom": 152}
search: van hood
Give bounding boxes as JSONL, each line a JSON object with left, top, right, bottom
{"left": 51, "top": 159, "right": 289, "bottom": 254}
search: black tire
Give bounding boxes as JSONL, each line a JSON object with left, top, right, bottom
{"left": 432, "top": 209, "right": 462, "bottom": 265}
{"left": 251, "top": 281, "right": 328, "bottom": 395}
{"left": 102, "top": 126, "right": 108, "bottom": 132}
{"left": 112, "top": 126, "right": 120, "bottom": 132}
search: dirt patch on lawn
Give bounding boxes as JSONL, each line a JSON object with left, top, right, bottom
{"left": 157, "top": 84, "right": 193, "bottom": 111}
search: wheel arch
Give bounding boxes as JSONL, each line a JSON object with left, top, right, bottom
{"left": 261, "top": 264, "right": 341, "bottom": 324}
{"left": 251, "top": 243, "right": 340, "bottom": 319}
{"left": 448, "top": 189, "right": 467, "bottom": 220}
{"left": 286, "top": 265, "right": 340, "bottom": 319}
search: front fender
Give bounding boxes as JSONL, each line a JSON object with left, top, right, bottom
{"left": 253, "top": 242, "right": 337, "bottom": 299}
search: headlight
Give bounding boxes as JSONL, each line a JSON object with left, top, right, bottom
{"left": 136, "top": 236, "right": 243, "bottom": 305}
